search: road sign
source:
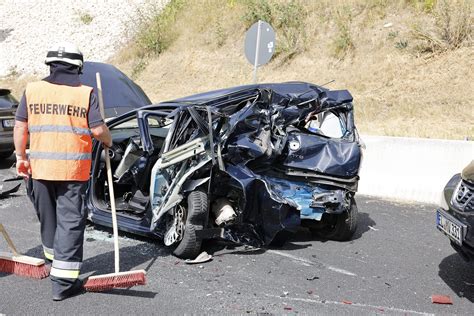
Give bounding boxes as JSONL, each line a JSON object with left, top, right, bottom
{"left": 244, "top": 20, "right": 275, "bottom": 83}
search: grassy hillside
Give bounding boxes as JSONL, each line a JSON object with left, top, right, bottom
{"left": 4, "top": 0, "right": 473, "bottom": 139}
{"left": 112, "top": 0, "right": 473, "bottom": 140}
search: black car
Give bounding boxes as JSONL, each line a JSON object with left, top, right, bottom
{"left": 85, "top": 81, "right": 363, "bottom": 259}
{"left": 437, "top": 161, "right": 474, "bottom": 262}
{"left": 0, "top": 89, "right": 18, "bottom": 159}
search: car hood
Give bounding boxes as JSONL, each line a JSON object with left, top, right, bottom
{"left": 461, "top": 160, "right": 474, "bottom": 182}
{"left": 80, "top": 62, "right": 152, "bottom": 118}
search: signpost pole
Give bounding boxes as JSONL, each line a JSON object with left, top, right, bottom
{"left": 253, "top": 20, "right": 262, "bottom": 84}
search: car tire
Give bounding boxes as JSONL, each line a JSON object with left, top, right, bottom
{"left": 172, "top": 190, "right": 209, "bottom": 259}
{"left": 0, "top": 150, "right": 13, "bottom": 159}
{"left": 312, "top": 198, "right": 358, "bottom": 241}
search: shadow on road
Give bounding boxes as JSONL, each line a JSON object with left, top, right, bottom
{"left": 93, "top": 288, "right": 158, "bottom": 298}
{"left": 0, "top": 154, "right": 15, "bottom": 170}
{"left": 204, "top": 211, "right": 376, "bottom": 257}
{"left": 353, "top": 212, "right": 377, "bottom": 240}
{"left": 438, "top": 253, "right": 474, "bottom": 302}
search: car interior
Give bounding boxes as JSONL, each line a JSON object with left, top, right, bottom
{"left": 90, "top": 115, "right": 172, "bottom": 219}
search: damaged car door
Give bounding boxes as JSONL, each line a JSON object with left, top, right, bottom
{"left": 87, "top": 105, "right": 211, "bottom": 258}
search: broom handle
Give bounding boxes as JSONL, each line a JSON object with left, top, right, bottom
{"left": 96, "top": 73, "right": 120, "bottom": 274}
{"left": 0, "top": 223, "right": 20, "bottom": 256}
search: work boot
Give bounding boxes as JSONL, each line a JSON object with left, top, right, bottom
{"left": 52, "top": 279, "right": 85, "bottom": 301}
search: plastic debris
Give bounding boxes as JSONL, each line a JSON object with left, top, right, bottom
{"left": 307, "top": 276, "right": 319, "bottom": 281}
{"left": 185, "top": 251, "right": 213, "bottom": 264}
{"left": 342, "top": 300, "right": 353, "bottom": 305}
{"left": 431, "top": 295, "right": 453, "bottom": 305}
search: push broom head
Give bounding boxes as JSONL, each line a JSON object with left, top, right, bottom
{"left": 0, "top": 252, "right": 49, "bottom": 279}
{"left": 84, "top": 269, "right": 147, "bottom": 292}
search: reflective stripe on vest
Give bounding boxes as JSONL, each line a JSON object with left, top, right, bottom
{"left": 26, "top": 81, "right": 93, "bottom": 181}
{"left": 29, "top": 125, "right": 92, "bottom": 135}
{"left": 29, "top": 152, "right": 92, "bottom": 160}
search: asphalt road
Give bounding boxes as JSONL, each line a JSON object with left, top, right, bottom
{"left": 0, "top": 154, "right": 473, "bottom": 315}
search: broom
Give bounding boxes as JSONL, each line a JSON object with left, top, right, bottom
{"left": 83, "top": 73, "right": 146, "bottom": 292}
{"left": 0, "top": 223, "right": 49, "bottom": 279}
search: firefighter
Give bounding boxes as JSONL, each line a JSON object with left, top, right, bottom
{"left": 13, "top": 42, "right": 112, "bottom": 301}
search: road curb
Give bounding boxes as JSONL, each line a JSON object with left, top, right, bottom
{"left": 357, "top": 135, "right": 473, "bottom": 205}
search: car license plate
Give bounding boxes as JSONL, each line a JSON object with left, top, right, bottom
{"left": 437, "top": 210, "right": 463, "bottom": 245}
{"left": 2, "top": 119, "right": 15, "bottom": 128}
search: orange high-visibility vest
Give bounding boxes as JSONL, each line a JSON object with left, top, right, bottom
{"left": 25, "top": 81, "right": 93, "bottom": 181}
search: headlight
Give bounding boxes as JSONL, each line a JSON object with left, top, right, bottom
{"left": 439, "top": 188, "right": 450, "bottom": 210}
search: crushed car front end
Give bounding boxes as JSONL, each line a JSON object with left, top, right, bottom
{"left": 87, "top": 82, "right": 363, "bottom": 258}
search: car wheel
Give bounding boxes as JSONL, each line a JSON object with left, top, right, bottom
{"left": 0, "top": 150, "right": 13, "bottom": 159}
{"left": 172, "top": 190, "right": 209, "bottom": 259}
{"left": 312, "top": 198, "right": 358, "bottom": 241}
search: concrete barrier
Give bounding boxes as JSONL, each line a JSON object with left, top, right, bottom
{"left": 357, "top": 135, "right": 474, "bottom": 205}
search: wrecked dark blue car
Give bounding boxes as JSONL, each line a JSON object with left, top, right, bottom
{"left": 86, "top": 81, "right": 363, "bottom": 258}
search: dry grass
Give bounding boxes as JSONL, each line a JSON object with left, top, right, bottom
{"left": 411, "top": 0, "right": 473, "bottom": 55}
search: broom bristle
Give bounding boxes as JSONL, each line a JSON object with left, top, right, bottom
{"left": 84, "top": 270, "right": 146, "bottom": 292}
{"left": 0, "top": 258, "right": 49, "bottom": 279}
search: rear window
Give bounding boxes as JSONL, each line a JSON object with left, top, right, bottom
{"left": 0, "top": 89, "right": 18, "bottom": 109}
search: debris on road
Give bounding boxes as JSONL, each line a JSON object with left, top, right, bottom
{"left": 0, "top": 182, "right": 20, "bottom": 199}
{"left": 306, "top": 276, "right": 319, "bottom": 281}
{"left": 431, "top": 295, "right": 453, "bottom": 305}
{"left": 342, "top": 300, "right": 353, "bottom": 305}
{"left": 185, "top": 251, "right": 212, "bottom": 264}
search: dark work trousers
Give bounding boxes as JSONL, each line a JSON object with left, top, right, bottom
{"left": 32, "top": 179, "right": 87, "bottom": 297}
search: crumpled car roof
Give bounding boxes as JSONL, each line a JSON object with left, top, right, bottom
{"left": 165, "top": 81, "right": 352, "bottom": 107}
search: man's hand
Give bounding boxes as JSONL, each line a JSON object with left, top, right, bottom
{"left": 90, "top": 123, "right": 112, "bottom": 148}
{"left": 16, "top": 158, "right": 31, "bottom": 178}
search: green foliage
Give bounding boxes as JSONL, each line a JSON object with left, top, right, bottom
{"left": 242, "top": 0, "right": 273, "bottom": 28}
{"left": 80, "top": 13, "right": 93, "bottom": 25}
{"left": 423, "top": 0, "right": 436, "bottom": 12}
{"left": 412, "top": 0, "right": 472, "bottom": 55}
{"left": 215, "top": 20, "right": 226, "bottom": 48}
{"left": 242, "top": 0, "right": 307, "bottom": 59}
{"left": 131, "top": 59, "right": 148, "bottom": 79}
{"left": 331, "top": 7, "right": 355, "bottom": 59}
{"left": 395, "top": 39, "right": 409, "bottom": 49}
{"left": 135, "top": 0, "right": 184, "bottom": 58}
{"left": 388, "top": 30, "right": 399, "bottom": 40}
{"left": 75, "top": 10, "right": 94, "bottom": 25}
{"left": 405, "top": 0, "right": 437, "bottom": 12}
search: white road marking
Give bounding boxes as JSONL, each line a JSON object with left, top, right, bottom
{"left": 268, "top": 249, "right": 357, "bottom": 276}
{"left": 327, "top": 266, "right": 357, "bottom": 276}
{"left": 266, "top": 294, "right": 434, "bottom": 316}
